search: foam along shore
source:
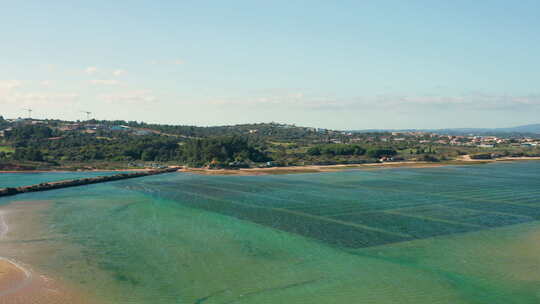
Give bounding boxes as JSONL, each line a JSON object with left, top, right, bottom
{"left": 0, "top": 167, "right": 179, "bottom": 197}
{"left": 0, "top": 210, "right": 31, "bottom": 298}
{"left": 0, "top": 257, "right": 32, "bottom": 297}
{"left": 0, "top": 207, "right": 96, "bottom": 303}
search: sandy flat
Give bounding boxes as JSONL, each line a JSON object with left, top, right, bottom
{"left": 0, "top": 203, "right": 98, "bottom": 304}
{"left": 1, "top": 158, "right": 539, "bottom": 176}
{"left": 182, "top": 161, "right": 461, "bottom": 176}
{"left": 182, "top": 157, "right": 540, "bottom": 176}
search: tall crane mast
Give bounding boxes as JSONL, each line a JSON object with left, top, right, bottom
{"left": 81, "top": 111, "right": 92, "bottom": 121}
{"left": 22, "top": 108, "right": 32, "bottom": 119}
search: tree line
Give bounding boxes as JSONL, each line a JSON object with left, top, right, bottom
{"left": 1, "top": 124, "right": 402, "bottom": 167}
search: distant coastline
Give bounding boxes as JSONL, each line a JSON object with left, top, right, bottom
{"left": 181, "top": 156, "right": 540, "bottom": 176}
{"left": 1, "top": 157, "right": 540, "bottom": 176}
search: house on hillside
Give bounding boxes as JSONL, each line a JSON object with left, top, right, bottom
{"left": 110, "top": 125, "right": 131, "bottom": 131}
{"left": 59, "top": 124, "right": 81, "bottom": 131}
{"left": 134, "top": 129, "right": 153, "bottom": 136}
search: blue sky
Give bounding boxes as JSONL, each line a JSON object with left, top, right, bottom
{"left": 1, "top": 1, "right": 539, "bottom": 129}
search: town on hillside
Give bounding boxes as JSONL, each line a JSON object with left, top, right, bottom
{"left": 1, "top": 116, "right": 539, "bottom": 171}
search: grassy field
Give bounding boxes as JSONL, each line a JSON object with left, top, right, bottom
{"left": 0, "top": 146, "right": 14, "bottom": 153}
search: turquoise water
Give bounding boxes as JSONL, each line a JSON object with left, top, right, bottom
{"left": 0, "top": 171, "right": 123, "bottom": 188}
{"left": 2, "top": 161, "right": 540, "bottom": 303}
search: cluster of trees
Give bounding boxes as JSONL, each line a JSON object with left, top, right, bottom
{"left": 87, "top": 120, "right": 347, "bottom": 143}
{"left": 303, "top": 144, "right": 399, "bottom": 162}
{"left": 2, "top": 124, "right": 270, "bottom": 167}
{"left": 4, "top": 116, "right": 540, "bottom": 171}
{"left": 366, "top": 148, "right": 398, "bottom": 158}
{"left": 4, "top": 125, "right": 54, "bottom": 141}
{"left": 27, "top": 135, "right": 181, "bottom": 162}
{"left": 470, "top": 153, "right": 492, "bottom": 160}
{"left": 0, "top": 116, "right": 8, "bottom": 129}
{"left": 1, "top": 124, "right": 403, "bottom": 167}
{"left": 8, "top": 119, "right": 539, "bottom": 168}
{"left": 179, "top": 136, "right": 270, "bottom": 167}
{"left": 13, "top": 147, "right": 44, "bottom": 161}
{"left": 307, "top": 144, "right": 366, "bottom": 156}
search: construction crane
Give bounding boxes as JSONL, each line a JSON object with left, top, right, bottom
{"left": 81, "top": 111, "right": 92, "bottom": 121}
{"left": 22, "top": 108, "right": 32, "bottom": 119}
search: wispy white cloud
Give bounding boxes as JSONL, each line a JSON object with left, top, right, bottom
{"left": 203, "top": 90, "right": 540, "bottom": 112}
{"left": 99, "top": 90, "right": 157, "bottom": 104}
{"left": 113, "top": 69, "right": 126, "bottom": 77}
{"left": 0, "top": 80, "right": 22, "bottom": 93}
{"left": 356, "top": 93, "right": 540, "bottom": 110}
{"left": 85, "top": 67, "right": 98, "bottom": 74}
{"left": 148, "top": 59, "right": 185, "bottom": 65}
{"left": 1, "top": 91, "right": 79, "bottom": 107}
{"left": 40, "top": 80, "right": 53, "bottom": 87}
{"left": 0, "top": 80, "right": 24, "bottom": 106}
{"left": 90, "top": 79, "right": 120, "bottom": 86}
{"left": 206, "top": 89, "right": 331, "bottom": 108}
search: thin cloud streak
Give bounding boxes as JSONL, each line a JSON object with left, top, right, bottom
{"left": 90, "top": 79, "right": 121, "bottom": 86}
{"left": 0, "top": 80, "right": 22, "bottom": 92}
{"left": 99, "top": 90, "right": 157, "bottom": 104}
{"left": 85, "top": 67, "right": 98, "bottom": 74}
{"left": 113, "top": 69, "right": 126, "bottom": 77}
{"left": 203, "top": 92, "right": 540, "bottom": 112}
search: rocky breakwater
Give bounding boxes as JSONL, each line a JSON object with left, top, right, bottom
{"left": 0, "top": 167, "right": 180, "bottom": 197}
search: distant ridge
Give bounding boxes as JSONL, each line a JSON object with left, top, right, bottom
{"left": 503, "top": 124, "right": 540, "bottom": 133}
{"left": 352, "top": 123, "right": 540, "bottom": 135}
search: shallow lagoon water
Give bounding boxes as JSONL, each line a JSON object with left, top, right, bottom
{"left": 1, "top": 161, "right": 540, "bottom": 303}
{"left": 0, "top": 171, "right": 123, "bottom": 188}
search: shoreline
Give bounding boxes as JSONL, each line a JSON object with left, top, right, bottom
{"left": 0, "top": 203, "right": 97, "bottom": 303}
{"left": 1, "top": 157, "right": 539, "bottom": 177}
{"left": 0, "top": 209, "right": 34, "bottom": 297}
{"left": 182, "top": 157, "right": 540, "bottom": 176}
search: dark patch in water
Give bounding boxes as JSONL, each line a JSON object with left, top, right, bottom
{"left": 221, "top": 278, "right": 322, "bottom": 304}
{"left": 194, "top": 289, "right": 227, "bottom": 304}
{"left": 127, "top": 164, "right": 540, "bottom": 249}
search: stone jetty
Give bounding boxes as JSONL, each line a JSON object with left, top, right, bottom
{"left": 0, "top": 167, "right": 179, "bottom": 197}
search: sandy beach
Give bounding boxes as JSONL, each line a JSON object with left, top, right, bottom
{"left": 0, "top": 203, "right": 97, "bottom": 304}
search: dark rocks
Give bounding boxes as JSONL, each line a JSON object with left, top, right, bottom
{"left": 0, "top": 168, "right": 179, "bottom": 197}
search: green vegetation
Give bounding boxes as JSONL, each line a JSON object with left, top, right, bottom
{"left": 0, "top": 116, "right": 9, "bottom": 129}
{"left": 13, "top": 147, "right": 44, "bottom": 161}
{"left": 0, "top": 118, "right": 539, "bottom": 170}
{"left": 366, "top": 148, "right": 397, "bottom": 158}
{"left": 0, "top": 146, "right": 14, "bottom": 153}
{"left": 4, "top": 124, "right": 53, "bottom": 140}
{"left": 179, "top": 136, "right": 270, "bottom": 167}
{"left": 307, "top": 144, "right": 365, "bottom": 156}
{"left": 470, "top": 153, "right": 493, "bottom": 160}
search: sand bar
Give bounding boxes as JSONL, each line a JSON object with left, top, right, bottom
{"left": 182, "top": 157, "right": 540, "bottom": 176}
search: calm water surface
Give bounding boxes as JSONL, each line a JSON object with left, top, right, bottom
{"left": 1, "top": 161, "right": 540, "bottom": 303}
{"left": 0, "top": 171, "right": 123, "bottom": 188}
